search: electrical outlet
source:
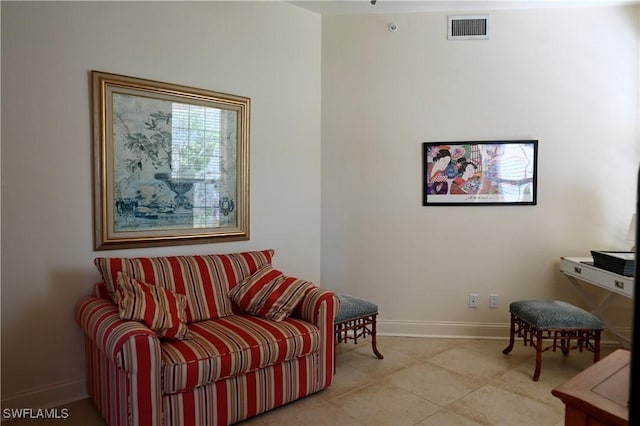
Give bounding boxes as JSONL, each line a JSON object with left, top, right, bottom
{"left": 489, "top": 294, "right": 499, "bottom": 308}
{"left": 468, "top": 294, "right": 479, "bottom": 308}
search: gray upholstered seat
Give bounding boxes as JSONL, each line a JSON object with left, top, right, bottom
{"left": 335, "top": 293, "right": 378, "bottom": 322}
{"left": 509, "top": 300, "right": 603, "bottom": 330}
{"left": 503, "top": 299, "right": 603, "bottom": 381}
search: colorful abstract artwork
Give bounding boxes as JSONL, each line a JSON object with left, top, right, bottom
{"left": 423, "top": 140, "right": 538, "bottom": 206}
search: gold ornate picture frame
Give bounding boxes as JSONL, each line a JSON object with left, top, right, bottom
{"left": 92, "top": 71, "right": 250, "bottom": 250}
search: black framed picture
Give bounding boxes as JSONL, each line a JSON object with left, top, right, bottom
{"left": 423, "top": 140, "right": 538, "bottom": 206}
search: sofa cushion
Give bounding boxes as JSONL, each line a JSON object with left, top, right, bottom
{"left": 229, "top": 265, "right": 314, "bottom": 322}
{"left": 115, "top": 273, "right": 191, "bottom": 340}
{"left": 160, "top": 314, "right": 320, "bottom": 394}
{"left": 94, "top": 250, "right": 275, "bottom": 322}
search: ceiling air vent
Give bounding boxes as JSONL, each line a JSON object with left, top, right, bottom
{"left": 448, "top": 15, "right": 490, "bottom": 40}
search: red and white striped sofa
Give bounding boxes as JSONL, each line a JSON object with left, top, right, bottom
{"left": 75, "top": 249, "right": 339, "bottom": 426}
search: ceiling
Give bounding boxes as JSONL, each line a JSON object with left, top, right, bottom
{"left": 288, "top": 0, "right": 638, "bottom": 15}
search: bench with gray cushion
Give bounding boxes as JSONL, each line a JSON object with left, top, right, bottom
{"left": 502, "top": 300, "right": 603, "bottom": 381}
{"left": 334, "top": 294, "right": 383, "bottom": 359}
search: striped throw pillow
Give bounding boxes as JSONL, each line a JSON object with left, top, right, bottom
{"left": 94, "top": 249, "right": 275, "bottom": 322}
{"left": 115, "top": 272, "right": 191, "bottom": 340}
{"left": 229, "top": 265, "right": 314, "bottom": 322}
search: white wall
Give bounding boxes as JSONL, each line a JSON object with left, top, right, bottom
{"left": 322, "top": 6, "right": 639, "bottom": 337}
{"left": 1, "top": 1, "right": 321, "bottom": 409}
{"left": 2, "top": 0, "right": 639, "bottom": 413}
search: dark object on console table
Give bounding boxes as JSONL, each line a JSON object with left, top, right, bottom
{"left": 591, "top": 251, "right": 635, "bottom": 277}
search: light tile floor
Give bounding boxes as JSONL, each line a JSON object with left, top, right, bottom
{"left": 5, "top": 336, "right": 621, "bottom": 426}
{"left": 240, "top": 336, "right": 620, "bottom": 426}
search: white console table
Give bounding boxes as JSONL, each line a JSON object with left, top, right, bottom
{"left": 560, "top": 257, "right": 633, "bottom": 348}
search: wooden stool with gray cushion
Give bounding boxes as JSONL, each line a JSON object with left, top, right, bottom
{"left": 502, "top": 300, "right": 603, "bottom": 381}
{"left": 334, "top": 294, "right": 383, "bottom": 359}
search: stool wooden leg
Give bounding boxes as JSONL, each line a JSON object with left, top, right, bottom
{"left": 533, "top": 330, "right": 543, "bottom": 381}
{"left": 560, "top": 331, "right": 570, "bottom": 356}
{"left": 594, "top": 331, "right": 601, "bottom": 363}
{"left": 334, "top": 315, "right": 384, "bottom": 361}
{"left": 371, "top": 315, "right": 383, "bottom": 359}
{"left": 502, "top": 313, "right": 516, "bottom": 355}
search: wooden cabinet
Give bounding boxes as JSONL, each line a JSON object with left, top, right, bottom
{"left": 552, "top": 349, "right": 629, "bottom": 426}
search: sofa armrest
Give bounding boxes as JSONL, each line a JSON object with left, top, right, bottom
{"left": 76, "top": 296, "right": 162, "bottom": 425}
{"left": 296, "top": 287, "right": 339, "bottom": 326}
{"left": 75, "top": 295, "right": 160, "bottom": 372}
{"left": 294, "top": 287, "right": 339, "bottom": 387}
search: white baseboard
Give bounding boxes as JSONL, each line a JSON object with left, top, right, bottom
{"left": 378, "top": 319, "right": 509, "bottom": 339}
{"left": 377, "top": 319, "right": 631, "bottom": 346}
{"left": 1, "top": 376, "right": 87, "bottom": 421}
